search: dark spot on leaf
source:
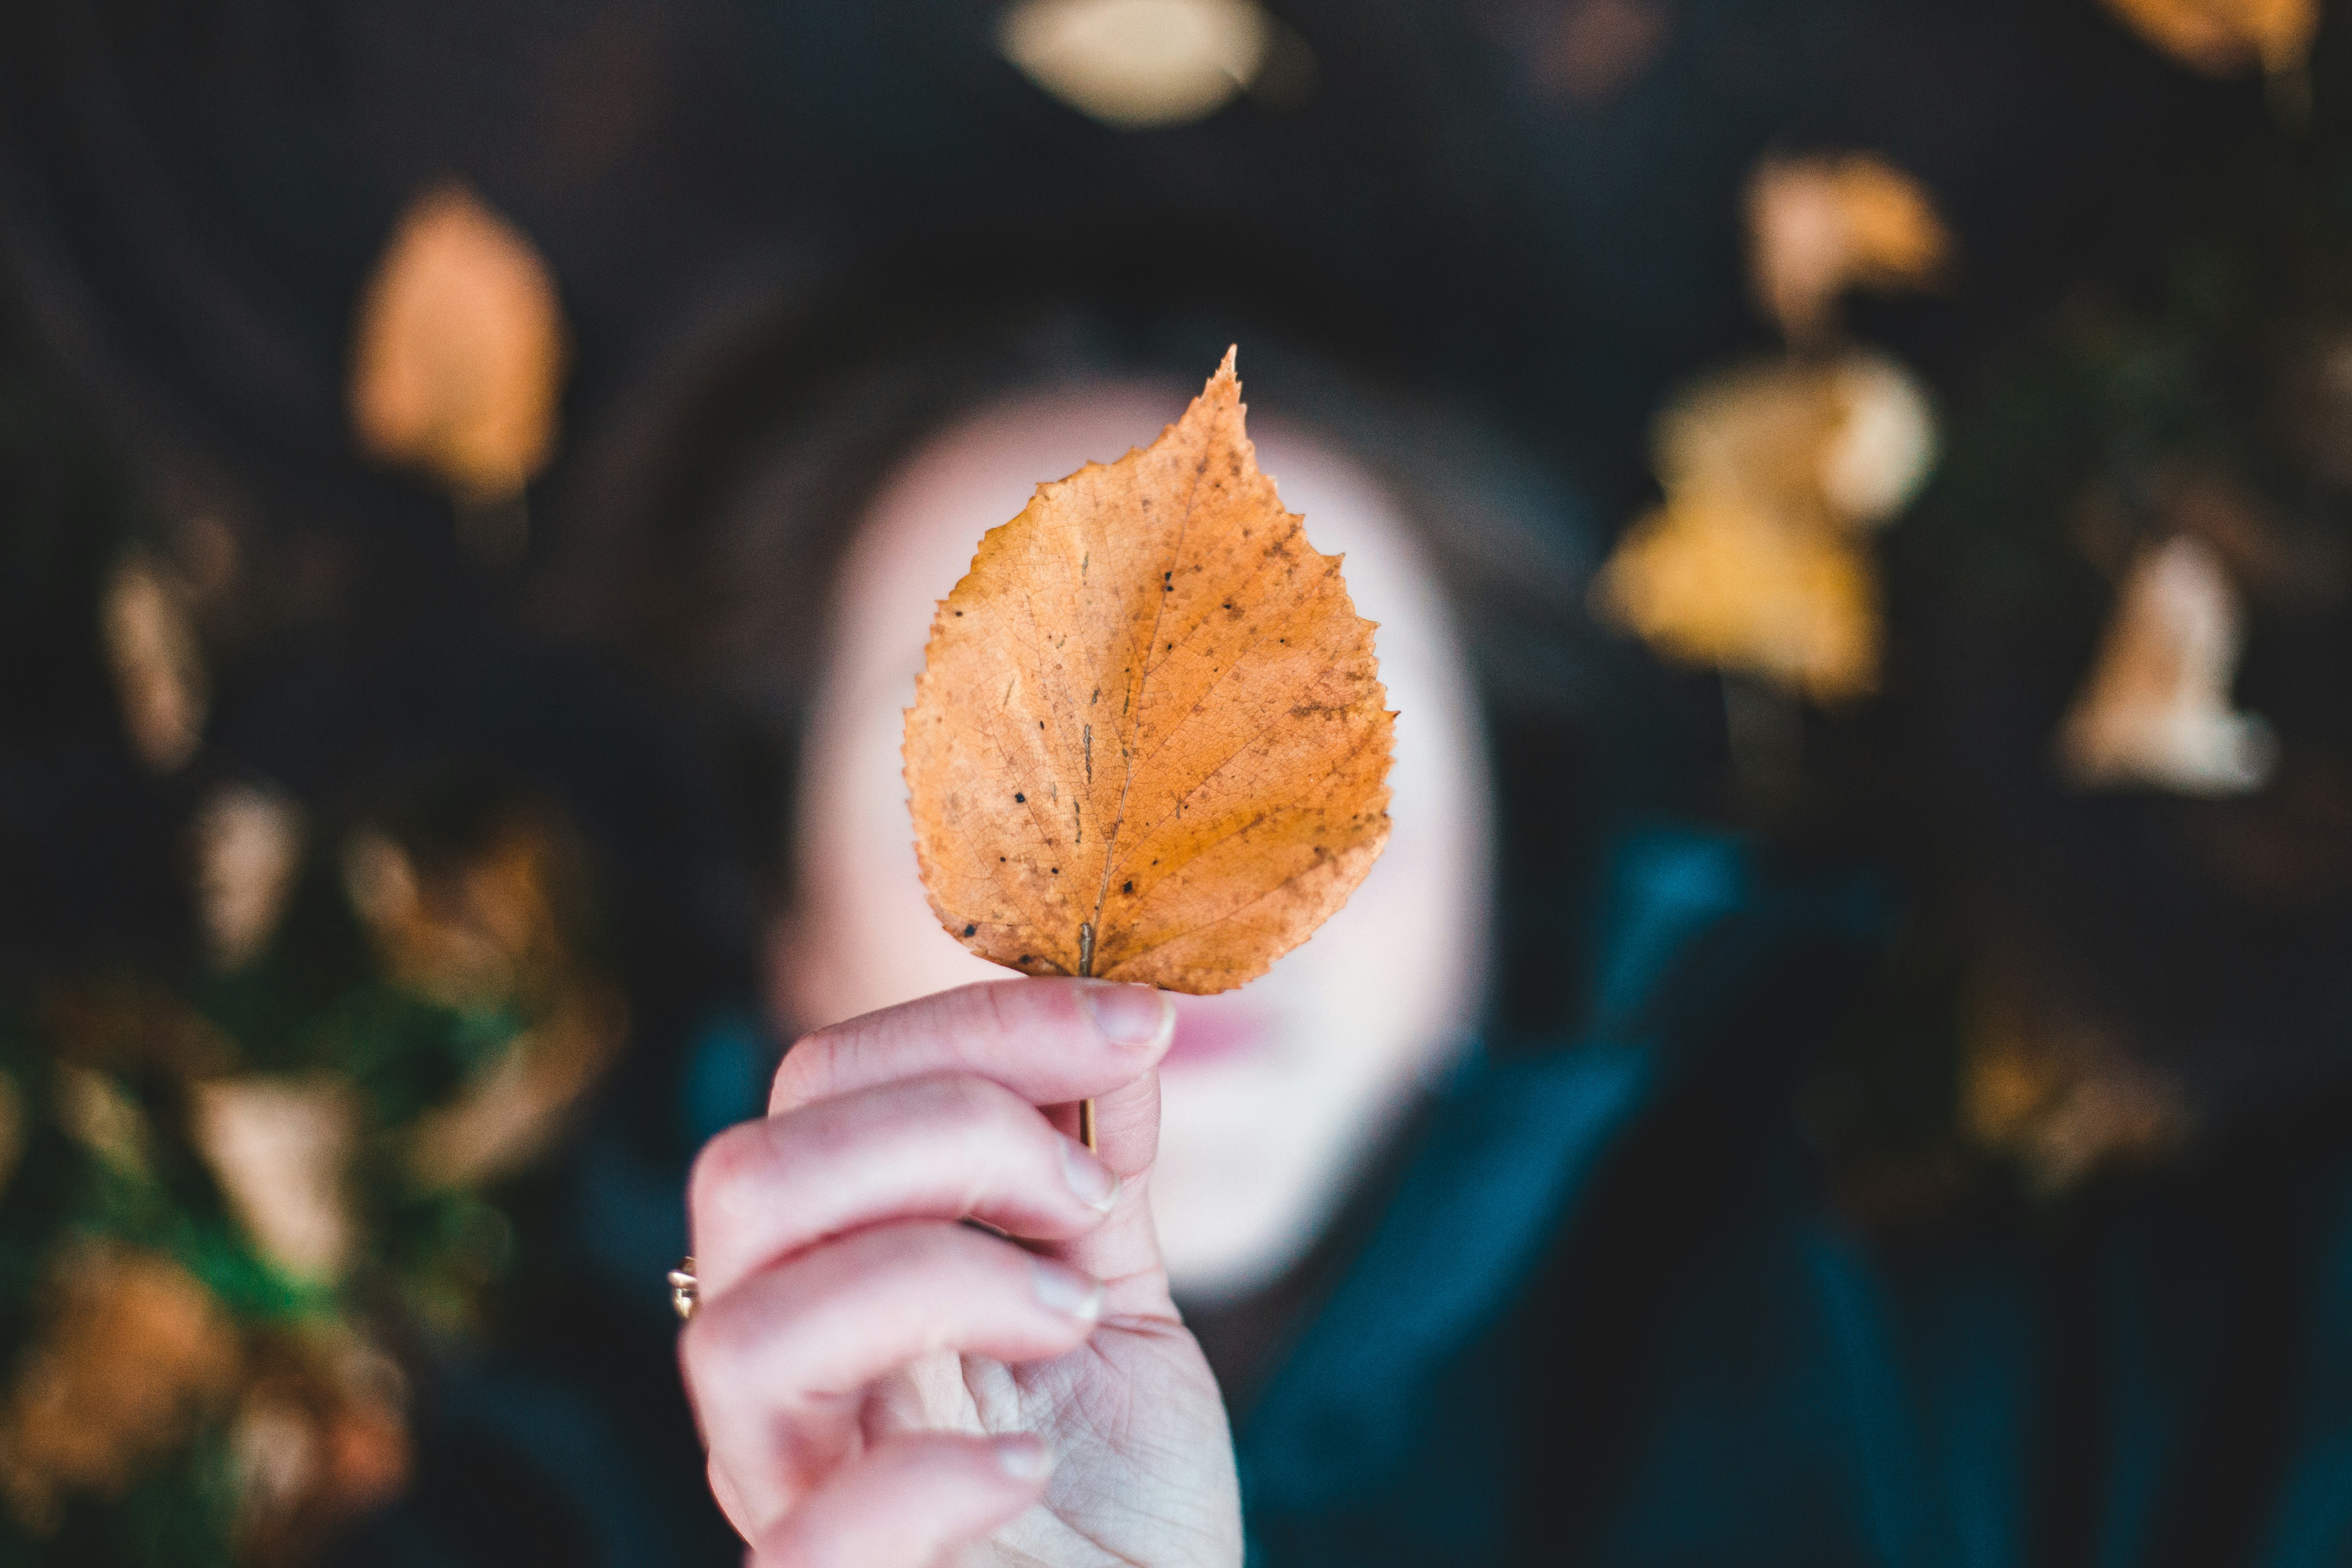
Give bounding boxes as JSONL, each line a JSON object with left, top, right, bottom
{"left": 964, "top": 924, "right": 977, "bottom": 936}
{"left": 1122, "top": 880, "right": 1134, "bottom": 894}
{"left": 1014, "top": 793, "right": 1025, "bottom": 802}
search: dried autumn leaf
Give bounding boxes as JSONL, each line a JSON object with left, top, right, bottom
{"left": 1592, "top": 494, "right": 1882, "bottom": 702}
{"left": 903, "top": 350, "right": 1393, "bottom": 994}
{"left": 2100, "top": 0, "right": 2316, "bottom": 76}
{"left": 1591, "top": 353, "right": 1937, "bottom": 701}
{"left": 1654, "top": 354, "right": 1937, "bottom": 536}
{"left": 2056, "top": 535, "right": 2276, "bottom": 795}
{"left": 1747, "top": 153, "right": 1952, "bottom": 348}
{"left": 349, "top": 183, "right": 568, "bottom": 502}
{"left": 0, "top": 1242, "right": 239, "bottom": 1534}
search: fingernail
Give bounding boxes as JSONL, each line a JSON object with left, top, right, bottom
{"left": 1082, "top": 982, "right": 1170, "bottom": 1049}
{"left": 994, "top": 1434, "right": 1053, "bottom": 1481}
{"left": 1030, "top": 1258, "right": 1103, "bottom": 1321}
{"left": 1059, "top": 1137, "right": 1119, "bottom": 1210}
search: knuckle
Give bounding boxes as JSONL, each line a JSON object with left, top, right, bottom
{"left": 766, "top": 1032, "right": 830, "bottom": 1114}
{"left": 687, "top": 1122, "right": 770, "bottom": 1234}
{"left": 854, "top": 1217, "right": 1002, "bottom": 1287}
{"left": 922, "top": 1069, "right": 1020, "bottom": 1131}
{"left": 905, "top": 1076, "right": 1054, "bottom": 1195}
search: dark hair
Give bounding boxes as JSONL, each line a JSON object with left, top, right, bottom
{"left": 545, "top": 299, "right": 1627, "bottom": 1038}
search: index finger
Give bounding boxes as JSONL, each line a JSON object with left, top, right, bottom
{"left": 771, "top": 978, "right": 1173, "bottom": 1117}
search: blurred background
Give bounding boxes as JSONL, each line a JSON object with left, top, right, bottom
{"left": 3, "top": 0, "right": 2351, "bottom": 1563}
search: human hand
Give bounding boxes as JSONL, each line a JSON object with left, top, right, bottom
{"left": 682, "top": 978, "right": 1243, "bottom": 1567}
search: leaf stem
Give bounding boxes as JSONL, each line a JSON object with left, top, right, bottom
{"left": 1077, "top": 922, "right": 1098, "bottom": 1151}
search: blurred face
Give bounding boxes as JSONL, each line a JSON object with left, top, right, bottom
{"left": 775, "top": 381, "right": 1494, "bottom": 1300}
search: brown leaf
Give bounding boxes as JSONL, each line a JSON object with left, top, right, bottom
{"left": 0, "top": 1243, "right": 240, "bottom": 1534}
{"left": 903, "top": 350, "right": 1393, "bottom": 994}
{"left": 349, "top": 183, "right": 568, "bottom": 502}
{"left": 1746, "top": 153, "right": 1952, "bottom": 348}
{"left": 2100, "top": 0, "right": 2315, "bottom": 76}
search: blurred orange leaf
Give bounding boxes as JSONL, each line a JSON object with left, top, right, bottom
{"left": 903, "top": 349, "right": 1393, "bottom": 994}
{"left": 2101, "top": 0, "right": 2316, "bottom": 76}
{"left": 0, "top": 1243, "right": 239, "bottom": 1534}
{"left": 349, "top": 183, "right": 568, "bottom": 502}
{"left": 1747, "top": 153, "right": 1952, "bottom": 348}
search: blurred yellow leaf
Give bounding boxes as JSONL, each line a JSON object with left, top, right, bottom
{"left": 1593, "top": 495, "right": 1881, "bottom": 701}
{"left": 349, "top": 184, "right": 568, "bottom": 502}
{"left": 1656, "top": 353, "right": 1936, "bottom": 533}
{"left": 1746, "top": 153, "right": 1952, "bottom": 348}
{"left": 2101, "top": 0, "right": 2316, "bottom": 75}
{"left": 2056, "top": 535, "right": 2276, "bottom": 795}
{"left": 102, "top": 549, "right": 206, "bottom": 773}
{"left": 1594, "top": 353, "right": 1937, "bottom": 700}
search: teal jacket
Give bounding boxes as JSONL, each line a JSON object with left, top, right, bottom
{"left": 1240, "top": 830, "right": 2352, "bottom": 1567}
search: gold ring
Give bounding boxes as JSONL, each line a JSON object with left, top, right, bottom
{"left": 668, "top": 1257, "right": 699, "bottom": 1322}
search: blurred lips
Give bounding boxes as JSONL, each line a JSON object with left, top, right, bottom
{"left": 1165, "top": 995, "right": 1271, "bottom": 1068}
